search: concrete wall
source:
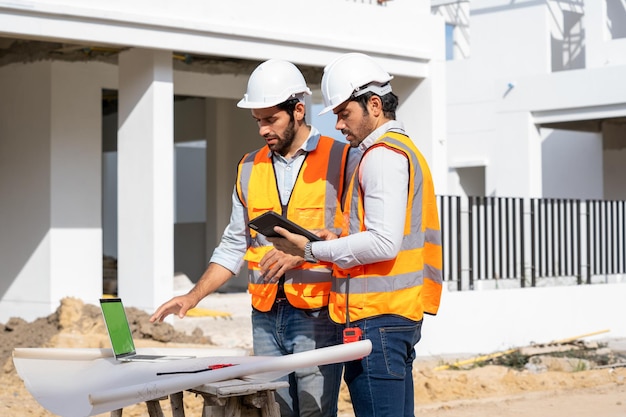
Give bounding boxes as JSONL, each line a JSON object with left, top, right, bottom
{"left": 445, "top": 1, "right": 626, "bottom": 199}
{"left": 417, "top": 282, "right": 626, "bottom": 357}
{"left": 585, "top": 1, "right": 626, "bottom": 68}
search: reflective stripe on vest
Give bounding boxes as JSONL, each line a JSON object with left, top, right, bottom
{"left": 330, "top": 131, "right": 443, "bottom": 323}
{"left": 237, "top": 136, "right": 349, "bottom": 312}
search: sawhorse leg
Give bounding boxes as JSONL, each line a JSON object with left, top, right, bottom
{"left": 170, "top": 392, "right": 185, "bottom": 417}
{"left": 110, "top": 393, "right": 184, "bottom": 417}
{"left": 145, "top": 399, "right": 165, "bottom": 417}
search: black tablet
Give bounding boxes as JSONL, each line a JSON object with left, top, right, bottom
{"left": 248, "top": 211, "right": 322, "bottom": 241}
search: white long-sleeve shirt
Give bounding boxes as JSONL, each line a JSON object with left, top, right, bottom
{"left": 312, "top": 120, "right": 409, "bottom": 269}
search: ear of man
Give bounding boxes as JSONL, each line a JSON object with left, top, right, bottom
{"left": 368, "top": 95, "right": 383, "bottom": 118}
{"left": 294, "top": 101, "right": 306, "bottom": 122}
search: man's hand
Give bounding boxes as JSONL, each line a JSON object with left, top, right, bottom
{"left": 259, "top": 248, "right": 305, "bottom": 283}
{"left": 267, "top": 226, "right": 312, "bottom": 256}
{"left": 316, "top": 229, "right": 340, "bottom": 240}
{"left": 149, "top": 293, "right": 200, "bottom": 322}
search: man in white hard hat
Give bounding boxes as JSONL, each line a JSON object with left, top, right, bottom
{"left": 269, "top": 53, "right": 443, "bottom": 417}
{"left": 151, "top": 59, "right": 351, "bottom": 417}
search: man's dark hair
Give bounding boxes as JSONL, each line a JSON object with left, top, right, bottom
{"left": 276, "top": 98, "right": 302, "bottom": 121}
{"left": 352, "top": 90, "right": 398, "bottom": 120}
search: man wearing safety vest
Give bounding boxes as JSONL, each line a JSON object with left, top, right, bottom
{"left": 269, "top": 53, "right": 443, "bottom": 417}
{"left": 151, "top": 59, "right": 352, "bottom": 417}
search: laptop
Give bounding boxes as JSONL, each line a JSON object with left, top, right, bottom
{"left": 99, "top": 298, "right": 195, "bottom": 362}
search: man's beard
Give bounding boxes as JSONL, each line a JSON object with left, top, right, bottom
{"left": 342, "top": 107, "right": 371, "bottom": 147}
{"left": 270, "top": 119, "right": 296, "bottom": 156}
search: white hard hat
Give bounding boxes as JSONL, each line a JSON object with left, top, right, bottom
{"left": 319, "top": 53, "right": 393, "bottom": 115}
{"left": 237, "top": 59, "right": 312, "bottom": 109}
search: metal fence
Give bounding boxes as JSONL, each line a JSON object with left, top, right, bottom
{"left": 438, "top": 196, "right": 626, "bottom": 291}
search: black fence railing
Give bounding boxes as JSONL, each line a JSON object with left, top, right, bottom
{"left": 438, "top": 196, "right": 626, "bottom": 291}
{"left": 529, "top": 198, "right": 582, "bottom": 286}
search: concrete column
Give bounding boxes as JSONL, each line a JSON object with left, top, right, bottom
{"left": 0, "top": 61, "right": 103, "bottom": 321}
{"left": 394, "top": 15, "right": 448, "bottom": 195}
{"left": 204, "top": 98, "right": 219, "bottom": 260}
{"left": 117, "top": 48, "right": 174, "bottom": 311}
{"left": 0, "top": 62, "right": 53, "bottom": 321}
{"left": 395, "top": 68, "right": 448, "bottom": 195}
{"left": 50, "top": 61, "right": 103, "bottom": 305}
{"left": 204, "top": 97, "right": 258, "bottom": 292}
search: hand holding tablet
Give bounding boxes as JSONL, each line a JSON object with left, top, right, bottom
{"left": 248, "top": 211, "right": 322, "bottom": 242}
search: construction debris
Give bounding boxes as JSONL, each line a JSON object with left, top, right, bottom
{"left": 433, "top": 329, "right": 625, "bottom": 372}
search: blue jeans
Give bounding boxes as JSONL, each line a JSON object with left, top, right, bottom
{"left": 252, "top": 300, "right": 343, "bottom": 417}
{"left": 344, "top": 315, "right": 422, "bottom": 417}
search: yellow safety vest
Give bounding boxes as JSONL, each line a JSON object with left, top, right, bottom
{"left": 237, "top": 136, "right": 349, "bottom": 312}
{"left": 329, "top": 131, "right": 443, "bottom": 323}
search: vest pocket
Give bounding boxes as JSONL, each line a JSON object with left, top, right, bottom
{"left": 291, "top": 207, "right": 324, "bottom": 228}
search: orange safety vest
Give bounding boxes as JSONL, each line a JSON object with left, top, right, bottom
{"left": 329, "top": 131, "right": 443, "bottom": 323}
{"left": 236, "top": 136, "right": 349, "bottom": 312}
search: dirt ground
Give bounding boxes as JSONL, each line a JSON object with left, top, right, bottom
{"left": 2, "top": 297, "right": 625, "bottom": 417}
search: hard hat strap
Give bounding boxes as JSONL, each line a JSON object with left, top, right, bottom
{"left": 351, "top": 82, "right": 392, "bottom": 99}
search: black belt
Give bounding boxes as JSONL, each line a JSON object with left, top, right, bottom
{"left": 275, "top": 277, "right": 287, "bottom": 302}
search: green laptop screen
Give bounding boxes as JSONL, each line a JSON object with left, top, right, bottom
{"left": 100, "top": 299, "right": 136, "bottom": 356}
